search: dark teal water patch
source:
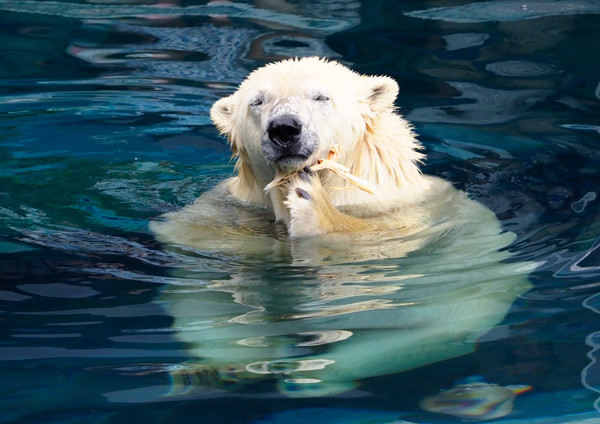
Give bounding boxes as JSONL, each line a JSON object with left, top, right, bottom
{"left": 0, "top": 1, "right": 600, "bottom": 423}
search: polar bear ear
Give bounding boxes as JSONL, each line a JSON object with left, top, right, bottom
{"left": 364, "top": 76, "right": 399, "bottom": 112}
{"left": 210, "top": 95, "right": 235, "bottom": 134}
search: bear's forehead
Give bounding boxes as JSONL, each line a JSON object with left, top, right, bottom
{"left": 246, "top": 78, "right": 331, "bottom": 95}
{"left": 240, "top": 60, "right": 358, "bottom": 94}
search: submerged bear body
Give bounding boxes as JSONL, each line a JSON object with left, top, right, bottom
{"left": 150, "top": 58, "right": 532, "bottom": 397}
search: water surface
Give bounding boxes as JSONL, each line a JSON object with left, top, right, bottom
{"left": 1, "top": 1, "right": 600, "bottom": 423}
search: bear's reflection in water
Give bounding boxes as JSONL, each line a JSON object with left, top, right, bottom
{"left": 151, "top": 181, "right": 532, "bottom": 398}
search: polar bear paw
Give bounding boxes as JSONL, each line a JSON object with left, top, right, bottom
{"left": 284, "top": 167, "right": 331, "bottom": 237}
{"left": 288, "top": 167, "right": 320, "bottom": 202}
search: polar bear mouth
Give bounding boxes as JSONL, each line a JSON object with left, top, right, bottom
{"left": 275, "top": 154, "right": 310, "bottom": 165}
{"left": 262, "top": 142, "right": 316, "bottom": 169}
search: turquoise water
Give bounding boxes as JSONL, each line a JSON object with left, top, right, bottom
{"left": 1, "top": 1, "right": 600, "bottom": 423}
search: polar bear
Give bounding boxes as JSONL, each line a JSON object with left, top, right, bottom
{"left": 150, "top": 58, "right": 532, "bottom": 398}
{"left": 208, "top": 56, "right": 431, "bottom": 237}
{"left": 154, "top": 57, "right": 439, "bottom": 242}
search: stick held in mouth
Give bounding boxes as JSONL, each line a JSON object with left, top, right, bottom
{"left": 264, "top": 145, "right": 377, "bottom": 195}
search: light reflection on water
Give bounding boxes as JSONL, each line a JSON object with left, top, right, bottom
{"left": 0, "top": 0, "right": 599, "bottom": 423}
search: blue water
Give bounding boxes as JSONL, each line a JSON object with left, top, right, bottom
{"left": 1, "top": 1, "right": 600, "bottom": 423}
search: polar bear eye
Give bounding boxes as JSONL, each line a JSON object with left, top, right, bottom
{"left": 249, "top": 95, "right": 265, "bottom": 107}
{"left": 313, "top": 94, "right": 330, "bottom": 102}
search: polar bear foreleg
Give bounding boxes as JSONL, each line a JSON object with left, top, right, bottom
{"left": 283, "top": 168, "right": 374, "bottom": 237}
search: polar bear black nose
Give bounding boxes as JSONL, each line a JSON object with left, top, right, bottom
{"left": 267, "top": 115, "right": 302, "bottom": 147}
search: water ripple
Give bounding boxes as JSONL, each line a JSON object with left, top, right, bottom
{"left": 408, "top": 82, "right": 551, "bottom": 125}
{"left": 406, "top": 0, "right": 600, "bottom": 23}
{"left": 486, "top": 60, "right": 562, "bottom": 77}
{"left": 0, "top": 1, "right": 357, "bottom": 33}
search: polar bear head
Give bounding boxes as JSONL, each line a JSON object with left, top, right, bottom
{"left": 210, "top": 58, "right": 416, "bottom": 189}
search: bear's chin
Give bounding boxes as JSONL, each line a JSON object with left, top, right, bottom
{"left": 272, "top": 154, "right": 311, "bottom": 170}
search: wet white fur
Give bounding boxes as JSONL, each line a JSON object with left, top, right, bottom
{"left": 209, "top": 57, "right": 430, "bottom": 234}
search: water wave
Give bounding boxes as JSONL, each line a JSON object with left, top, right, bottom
{"left": 406, "top": 0, "right": 600, "bottom": 23}
{"left": 486, "top": 60, "right": 562, "bottom": 78}
{"left": 0, "top": 0, "right": 357, "bottom": 33}
{"left": 408, "top": 82, "right": 551, "bottom": 125}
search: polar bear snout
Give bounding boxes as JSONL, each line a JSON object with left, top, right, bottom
{"left": 267, "top": 115, "right": 302, "bottom": 147}
{"left": 262, "top": 113, "right": 318, "bottom": 167}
